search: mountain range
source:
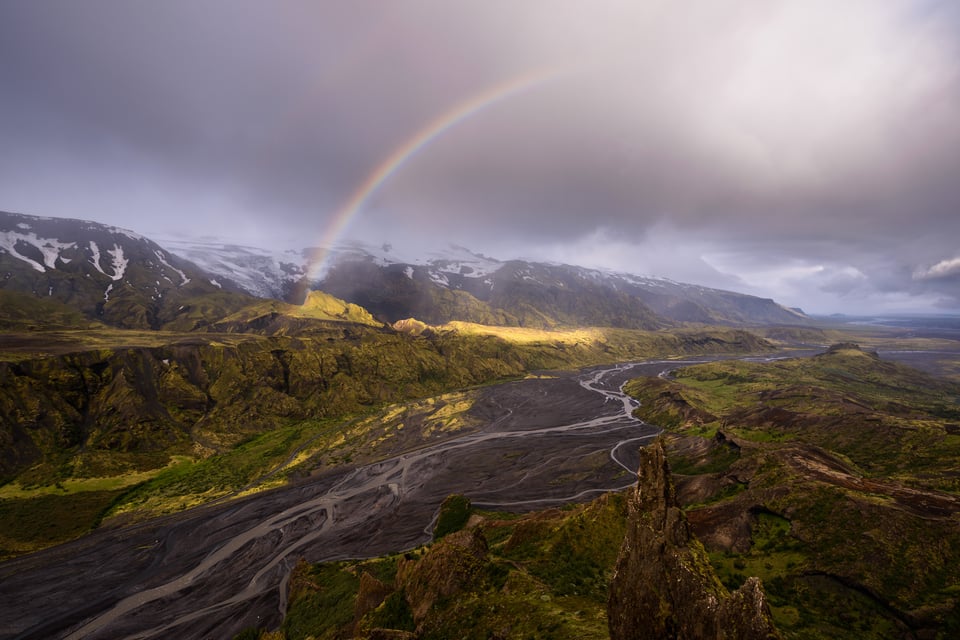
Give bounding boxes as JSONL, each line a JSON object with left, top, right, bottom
{"left": 4, "top": 209, "right": 959, "bottom": 639}
{"left": 1, "top": 211, "right": 807, "bottom": 331}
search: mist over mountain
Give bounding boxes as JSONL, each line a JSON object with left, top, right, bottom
{"left": 1, "top": 211, "right": 807, "bottom": 330}
{"left": 157, "top": 236, "right": 308, "bottom": 301}
{"left": 158, "top": 235, "right": 809, "bottom": 329}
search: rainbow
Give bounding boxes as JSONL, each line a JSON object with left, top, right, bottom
{"left": 305, "top": 68, "right": 562, "bottom": 280}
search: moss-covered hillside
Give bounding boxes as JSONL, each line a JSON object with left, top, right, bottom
{"left": 0, "top": 324, "right": 528, "bottom": 557}
{"left": 0, "top": 308, "right": 775, "bottom": 559}
{"left": 625, "top": 344, "right": 960, "bottom": 638}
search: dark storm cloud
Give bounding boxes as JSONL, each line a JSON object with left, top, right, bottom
{"left": 1, "top": 1, "right": 959, "bottom": 313}
{"left": 0, "top": 3, "right": 417, "bottom": 206}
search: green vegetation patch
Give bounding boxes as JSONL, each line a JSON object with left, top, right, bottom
{"left": 0, "top": 489, "right": 124, "bottom": 559}
{"left": 627, "top": 344, "right": 960, "bottom": 486}
{"left": 625, "top": 344, "right": 960, "bottom": 637}
{"left": 110, "top": 419, "right": 342, "bottom": 518}
{"left": 433, "top": 494, "right": 472, "bottom": 539}
{"left": 668, "top": 443, "right": 740, "bottom": 476}
{"left": 283, "top": 561, "right": 361, "bottom": 640}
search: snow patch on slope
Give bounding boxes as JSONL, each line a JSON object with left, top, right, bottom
{"left": 330, "top": 242, "right": 505, "bottom": 289}
{"left": 0, "top": 229, "right": 75, "bottom": 272}
{"left": 153, "top": 250, "right": 190, "bottom": 286}
{"left": 158, "top": 237, "right": 305, "bottom": 298}
{"left": 88, "top": 241, "right": 108, "bottom": 277}
{"left": 106, "top": 244, "right": 128, "bottom": 281}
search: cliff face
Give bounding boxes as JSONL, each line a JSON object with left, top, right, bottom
{"left": 608, "top": 441, "right": 780, "bottom": 640}
{"left": 0, "top": 329, "right": 529, "bottom": 486}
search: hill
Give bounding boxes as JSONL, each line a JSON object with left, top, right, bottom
{"left": 624, "top": 344, "right": 960, "bottom": 638}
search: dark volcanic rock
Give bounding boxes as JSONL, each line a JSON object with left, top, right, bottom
{"left": 608, "top": 441, "right": 781, "bottom": 640}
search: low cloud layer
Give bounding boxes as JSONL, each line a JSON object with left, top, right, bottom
{"left": 1, "top": 1, "right": 959, "bottom": 313}
{"left": 915, "top": 257, "right": 960, "bottom": 281}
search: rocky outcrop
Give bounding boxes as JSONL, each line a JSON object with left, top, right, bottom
{"left": 608, "top": 441, "right": 781, "bottom": 640}
{"left": 354, "top": 571, "right": 393, "bottom": 625}
{"left": 396, "top": 527, "right": 490, "bottom": 623}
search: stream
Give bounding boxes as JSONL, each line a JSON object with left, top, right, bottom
{"left": 1, "top": 358, "right": 709, "bottom": 639}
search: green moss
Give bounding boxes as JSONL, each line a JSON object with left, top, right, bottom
{"left": 365, "top": 589, "right": 416, "bottom": 632}
{"left": 500, "top": 493, "right": 628, "bottom": 602}
{"left": 627, "top": 345, "right": 960, "bottom": 636}
{"left": 110, "top": 419, "right": 343, "bottom": 516}
{"left": 627, "top": 346, "right": 960, "bottom": 486}
{"left": 433, "top": 494, "right": 472, "bottom": 539}
{"left": 668, "top": 446, "right": 740, "bottom": 475}
{"left": 284, "top": 493, "right": 629, "bottom": 639}
{"left": 0, "top": 489, "right": 125, "bottom": 559}
{"left": 283, "top": 562, "right": 360, "bottom": 640}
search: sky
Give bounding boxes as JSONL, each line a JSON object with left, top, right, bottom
{"left": 1, "top": 1, "right": 959, "bottom": 315}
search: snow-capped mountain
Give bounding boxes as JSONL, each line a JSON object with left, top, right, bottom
{"left": 315, "top": 243, "right": 807, "bottom": 327}
{"left": 0, "top": 211, "right": 245, "bottom": 329}
{"left": 154, "top": 237, "right": 309, "bottom": 300}
{"left": 153, "top": 237, "right": 807, "bottom": 327}
{"left": 1, "top": 211, "right": 807, "bottom": 329}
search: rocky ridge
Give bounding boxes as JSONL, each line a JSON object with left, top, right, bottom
{"left": 608, "top": 440, "right": 780, "bottom": 640}
{"left": 315, "top": 244, "right": 809, "bottom": 328}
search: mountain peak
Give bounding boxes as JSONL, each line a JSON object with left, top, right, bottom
{"left": 312, "top": 244, "right": 808, "bottom": 328}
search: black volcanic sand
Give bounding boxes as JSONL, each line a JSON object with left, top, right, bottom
{"left": 0, "top": 358, "right": 739, "bottom": 639}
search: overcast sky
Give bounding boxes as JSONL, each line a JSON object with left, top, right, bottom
{"left": 2, "top": 1, "right": 959, "bottom": 314}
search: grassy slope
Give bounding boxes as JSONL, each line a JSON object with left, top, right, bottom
{"left": 625, "top": 344, "right": 960, "bottom": 638}
{"left": 0, "top": 290, "right": 104, "bottom": 332}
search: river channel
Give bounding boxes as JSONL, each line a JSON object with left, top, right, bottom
{"left": 0, "top": 357, "right": 764, "bottom": 639}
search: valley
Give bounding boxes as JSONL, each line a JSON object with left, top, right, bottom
{"left": 2, "top": 211, "right": 960, "bottom": 639}
{"left": 3, "top": 5, "right": 959, "bottom": 637}
{"left": 6, "top": 343, "right": 954, "bottom": 640}
{"left": 1, "top": 358, "right": 680, "bottom": 639}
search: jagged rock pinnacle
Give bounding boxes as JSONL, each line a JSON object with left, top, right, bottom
{"left": 608, "top": 440, "right": 781, "bottom": 640}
